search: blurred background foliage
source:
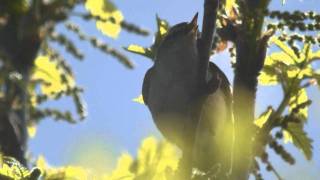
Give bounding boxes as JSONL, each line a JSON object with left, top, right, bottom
{"left": 0, "top": 0, "right": 148, "bottom": 166}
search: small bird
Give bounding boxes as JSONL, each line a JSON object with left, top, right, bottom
{"left": 142, "top": 13, "right": 233, "bottom": 177}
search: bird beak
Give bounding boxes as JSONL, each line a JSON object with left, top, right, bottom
{"left": 188, "top": 13, "right": 198, "bottom": 36}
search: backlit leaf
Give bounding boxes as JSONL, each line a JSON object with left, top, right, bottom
{"left": 255, "top": 107, "right": 273, "bottom": 128}
{"left": 258, "top": 69, "right": 278, "bottom": 85}
{"left": 283, "top": 130, "right": 293, "bottom": 143}
{"left": 124, "top": 45, "right": 153, "bottom": 59}
{"left": 309, "top": 49, "right": 320, "bottom": 61}
{"left": 132, "top": 94, "right": 144, "bottom": 105}
{"left": 32, "top": 56, "right": 75, "bottom": 96}
{"left": 106, "top": 153, "right": 134, "bottom": 180}
{"left": 85, "top": 0, "right": 123, "bottom": 39}
{"left": 27, "top": 124, "right": 37, "bottom": 138}
{"left": 289, "top": 88, "right": 309, "bottom": 120}
{"left": 284, "top": 122, "right": 313, "bottom": 160}
{"left": 270, "top": 37, "right": 298, "bottom": 63}
{"left": 225, "top": 0, "right": 236, "bottom": 14}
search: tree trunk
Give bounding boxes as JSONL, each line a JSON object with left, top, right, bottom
{"left": 0, "top": 11, "right": 41, "bottom": 165}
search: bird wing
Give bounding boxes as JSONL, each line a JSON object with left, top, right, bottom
{"left": 208, "top": 62, "right": 232, "bottom": 114}
{"left": 193, "top": 62, "right": 233, "bottom": 175}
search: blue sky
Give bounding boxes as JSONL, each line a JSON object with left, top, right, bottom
{"left": 29, "top": 0, "right": 320, "bottom": 179}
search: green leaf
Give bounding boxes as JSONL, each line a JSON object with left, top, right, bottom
{"left": 284, "top": 122, "right": 313, "bottom": 160}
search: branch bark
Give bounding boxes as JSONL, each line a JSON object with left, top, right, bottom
{"left": 198, "top": 0, "right": 220, "bottom": 88}
{"left": 0, "top": 0, "right": 77, "bottom": 165}
{"left": 231, "top": 1, "right": 271, "bottom": 179}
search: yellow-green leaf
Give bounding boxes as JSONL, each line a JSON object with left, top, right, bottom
{"left": 85, "top": 0, "right": 123, "bottom": 39}
{"left": 269, "top": 52, "right": 295, "bottom": 65}
{"left": 284, "top": 122, "right": 313, "bottom": 160}
{"left": 127, "top": 45, "right": 146, "bottom": 54}
{"left": 27, "top": 124, "right": 37, "bottom": 138}
{"left": 132, "top": 94, "right": 144, "bottom": 105}
{"left": 225, "top": 0, "right": 236, "bottom": 14}
{"left": 124, "top": 45, "right": 153, "bottom": 59}
{"left": 158, "top": 18, "right": 169, "bottom": 36}
{"left": 289, "top": 88, "right": 309, "bottom": 119}
{"left": 258, "top": 70, "right": 278, "bottom": 86}
{"left": 310, "top": 49, "right": 320, "bottom": 61}
{"left": 270, "top": 37, "right": 298, "bottom": 62}
{"left": 155, "top": 16, "right": 169, "bottom": 42}
{"left": 32, "top": 56, "right": 75, "bottom": 96}
{"left": 135, "top": 137, "right": 179, "bottom": 177}
{"left": 283, "top": 130, "right": 293, "bottom": 143}
{"left": 106, "top": 153, "right": 134, "bottom": 180}
{"left": 254, "top": 107, "right": 273, "bottom": 128}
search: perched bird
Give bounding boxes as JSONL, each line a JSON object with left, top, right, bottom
{"left": 142, "top": 14, "right": 233, "bottom": 177}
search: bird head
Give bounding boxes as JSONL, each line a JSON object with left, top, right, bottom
{"left": 164, "top": 13, "right": 199, "bottom": 42}
{"left": 156, "top": 13, "right": 199, "bottom": 61}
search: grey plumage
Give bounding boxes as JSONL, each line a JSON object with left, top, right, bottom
{"left": 142, "top": 14, "right": 233, "bottom": 175}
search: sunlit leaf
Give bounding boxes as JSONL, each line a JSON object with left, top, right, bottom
{"left": 135, "top": 137, "right": 179, "bottom": 177}
{"left": 258, "top": 69, "right": 278, "bottom": 85}
{"left": 157, "top": 16, "right": 169, "bottom": 36}
{"left": 36, "top": 155, "right": 48, "bottom": 172}
{"left": 289, "top": 88, "right": 309, "bottom": 120}
{"left": 124, "top": 45, "right": 153, "bottom": 59}
{"left": 27, "top": 124, "right": 37, "bottom": 138}
{"left": 85, "top": 0, "right": 124, "bottom": 39}
{"left": 310, "top": 49, "right": 320, "bottom": 61}
{"left": 106, "top": 137, "right": 179, "bottom": 179}
{"left": 32, "top": 56, "right": 75, "bottom": 96}
{"left": 254, "top": 107, "right": 273, "bottom": 128}
{"left": 96, "top": 11, "right": 124, "bottom": 39}
{"left": 126, "top": 16, "right": 169, "bottom": 61}
{"left": 283, "top": 130, "right": 293, "bottom": 143}
{"left": 107, "top": 153, "right": 134, "bottom": 180}
{"left": 64, "top": 166, "right": 89, "bottom": 179}
{"left": 270, "top": 37, "right": 298, "bottom": 62}
{"left": 127, "top": 45, "right": 146, "bottom": 54}
{"left": 0, "top": 156, "right": 29, "bottom": 178}
{"left": 225, "top": 0, "right": 236, "bottom": 14}
{"left": 284, "top": 122, "right": 313, "bottom": 160}
{"left": 268, "top": 52, "right": 295, "bottom": 65}
{"left": 132, "top": 94, "right": 145, "bottom": 105}
{"left": 155, "top": 16, "right": 169, "bottom": 46}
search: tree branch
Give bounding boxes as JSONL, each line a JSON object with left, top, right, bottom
{"left": 231, "top": 1, "right": 272, "bottom": 179}
{"left": 198, "top": 0, "right": 220, "bottom": 88}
